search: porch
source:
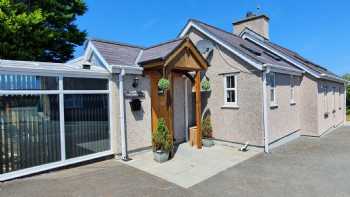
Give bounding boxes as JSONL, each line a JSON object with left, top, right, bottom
{"left": 140, "top": 37, "right": 209, "bottom": 149}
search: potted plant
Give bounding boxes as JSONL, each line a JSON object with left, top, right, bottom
{"left": 201, "top": 79, "right": 211, "bottom": 91}
{"left": 202, "top": 116, "right": 214, "bottom": 147}
{"left": 158, "top": 78, "right": 170, "bottom": 95}
{"left": 152, "top": 118, "right": 173, "bottom": 163}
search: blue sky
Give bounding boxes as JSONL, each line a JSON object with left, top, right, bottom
{"left": 75, "top": 0, "right": 350, "bottom": 76}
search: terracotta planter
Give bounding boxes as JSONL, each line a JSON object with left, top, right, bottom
{"left": 153, "top": 150, "right": 169, "bottom": 163}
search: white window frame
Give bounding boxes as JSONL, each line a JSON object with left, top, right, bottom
{"left": 323, "top": 85, "right": 329, "bottom": 114}
{"left": 332, "top": 87, "right": 336, "bottom": 113}
{"left": 223, "top": 74, "right": 238, "bottom": 107}
{"left": 269, "top": 72, "right": 277, "bottom": 107}
{"left": 0, "top": 71, "right": 113, "bottom": 181}
{"left": 339, "top": 87, "right": 342, "bottom": 110}
{"left": 290, "top": 75, "right": 296, "bottom": 105}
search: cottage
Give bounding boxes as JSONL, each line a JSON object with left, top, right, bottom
{"left": 0, "top": 13, "right": 347, "bottom": 181}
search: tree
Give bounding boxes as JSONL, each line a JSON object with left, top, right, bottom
{"left": 0, "top": 0, "right": 87, "bottom": 62}
{"left": 343, "top": 74, "right": 350, "bottom": 108}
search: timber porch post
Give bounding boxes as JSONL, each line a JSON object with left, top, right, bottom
{"left": 195, "top": 71, "right": 202, "bottom": 149}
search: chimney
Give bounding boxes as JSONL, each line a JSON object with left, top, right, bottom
{"left": 233, "top": 12, "right": 270, "bottom": 39}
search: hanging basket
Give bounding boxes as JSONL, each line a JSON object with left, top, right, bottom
{"left": 158, "top": 78, "right": 170, "bottom": 95}
{"left": 201, "top": 79, "right": 211, "bottom": 91}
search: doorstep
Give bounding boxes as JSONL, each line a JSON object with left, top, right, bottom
{"left": 117, "top": 143, "right": 261, "bottom": 188}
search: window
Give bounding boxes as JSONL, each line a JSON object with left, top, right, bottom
{"left": 268, "top": 72, "right": 276, "bottom": 106}
{"left": 63, "top": 77, "right": 108, "bottom": 90}
{"left": 0, "top": 74, "right": 58, "bottom": 90}
{"left": 323, "top": 85, "right": 328, "bottom": 114}
{"left": 64, "top": 94, "right": 110, "bottom": 159}
{"left": 339, "top": 88, "right": 342, "bottom": 110}
{"left": 0, "top": 95, "right": 61, "bottom": 174}
{"left": 290, "top": 75, "right": 295, "bottom": 104}
{"left": 332, "top": 87, "right": 336, "bottom": 113}
{"left": 224, "top": 74, "right": 237, "bottom": 106}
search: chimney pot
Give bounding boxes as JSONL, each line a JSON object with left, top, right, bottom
{"left": 246, "top": 11, "right": 256, "bottom": 18}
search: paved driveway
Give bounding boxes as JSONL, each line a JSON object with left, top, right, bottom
{"left": 1, "top": 125, "right": 350, "bottom": 197}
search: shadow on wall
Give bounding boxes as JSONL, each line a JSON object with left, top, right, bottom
{"left": 129, "top": 101, "right": 145, "bottom": 121}
{"left": 191, "top": 91, "right": 211, "bottom": 121}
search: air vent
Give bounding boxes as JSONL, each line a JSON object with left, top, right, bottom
{"left": 82, "top": 62, "right": 91, "bottom": 70}
{"left": 239, "top": 44, "right": 261, "bottom": 56}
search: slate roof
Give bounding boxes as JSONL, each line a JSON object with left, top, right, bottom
{"left": 138, "top": 38, "right": 185, "bottom": 64}
{"left": 90, "top": 38, "right": 144, "bottom": 66}
{"left": 89, "top": 19, "right": 342, "bottom": 82}
{"left": 264, "top": 41, "right": 340, "bottom": 79}
{"left": 188, "top": 19, "right": 301, "bottom": 71}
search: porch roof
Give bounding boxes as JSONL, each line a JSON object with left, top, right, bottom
{"left": 139, "top": 37, "right": 209, "bottom": 71}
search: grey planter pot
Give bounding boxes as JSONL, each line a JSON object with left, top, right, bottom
{"left": 202, "top": 138, "right": 214, "bottom": 147}
{"left": 153, "top": 150, "right": 169, "bottom": 163}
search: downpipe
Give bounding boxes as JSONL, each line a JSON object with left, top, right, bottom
{"left": 119, "top": 69, "right": 128, "bottom": 161}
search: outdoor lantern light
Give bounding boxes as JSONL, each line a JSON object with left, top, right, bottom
{"left": 132, "top": 77, "right": 139, "bottom": 88}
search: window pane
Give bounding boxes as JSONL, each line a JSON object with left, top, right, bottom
{"left": 230, "top": 76, "right": 235, "bottom": 88}
{"left": 64, "top": 94, "right": 110, "bottom": 159}
{"left": 226, "top": 76, "right": 235, "bottom": 88}
{"left": 226, "top": 76, "right": 230, "bottom": 88}
{"left": 63, "top": 78, "right": 108, "bottom": 90}
{"left": 0, "top": 95, "right": 61, "bottom": 174}
{"left": 270, "top": 89, "right": 275, "bottom": 102}
{"left": 0, "top": 74, "right": 58, "bottom": 90}
{"left": 226, "top": 90, "right": 235, "bottom": 103}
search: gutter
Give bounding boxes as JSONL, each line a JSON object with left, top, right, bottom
{"left": 320, "top": 73, "right": 347, "bottom": 84}
{"left": 119, "top": 69, "right": 128, "bottom": 161}
{"left": 111, "top": 65, "right": 143, "bottom": 75}
{"left": 264, "top": 63, "right": 304, "bottom": 76}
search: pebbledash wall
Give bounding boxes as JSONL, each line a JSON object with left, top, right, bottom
{"left": 299, "top": 75, "right": 346, "bottom": 137}
{"left": 187, "top": 28, "right": 265, "bottom": 147}
{"left": 267, "top": 73, "right": 301, "bottom": 143}
{"left": 113, "top": 75, "right": 152, "bottom": 154}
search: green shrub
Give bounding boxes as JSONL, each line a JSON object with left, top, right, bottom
{"left": 202, "top": 116, "right": 213, "bottom": 138}
{"left": 201, "top": 79, "right": 211, "bottom": 91}
{"left": 158, "top": 78, "right": 170, "bottom": 90}
{"left": 152, "top": 118, "right": 173, "bottom": 152}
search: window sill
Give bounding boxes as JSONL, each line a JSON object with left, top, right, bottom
{"left": 221, "top": 104, "right": 239, "bottom": 109}
{"left": 270, "top": 104, "right": 278, "bottom": 109}
{"left": 290, "top": 102, "right": 296, "bottom": 106}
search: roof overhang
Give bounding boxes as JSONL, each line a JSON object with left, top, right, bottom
{"left": 178, "top": 20, "right": 263, "bottom": 70}
{"left": 264, "top": 64, "right": 304, "bottom": 76}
